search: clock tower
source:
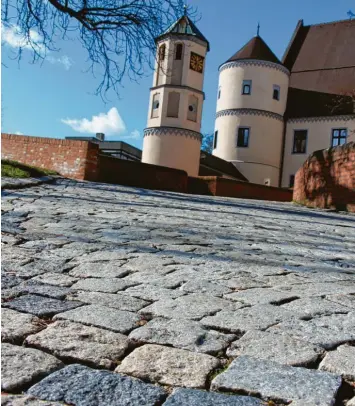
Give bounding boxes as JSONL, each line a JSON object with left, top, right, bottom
{"left": 141, "top": 11, "right": 209, "bottom": 177}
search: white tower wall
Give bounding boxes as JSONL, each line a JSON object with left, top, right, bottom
{"left": 213, "top": 60, "right": 290, "bottom": 186}
{"left": 142, "top": 32, "right": 208, "bottom": 177}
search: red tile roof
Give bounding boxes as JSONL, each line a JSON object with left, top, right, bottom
{"left": 225, "top": 36, "right": 282, "bottom": 65}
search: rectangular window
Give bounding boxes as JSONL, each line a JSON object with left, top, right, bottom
{"left": 289, "top": 175, "right": 295, "bottom": 188}
{"left": 292, "top": 130, "right": 307, "bottom": 154}
{"left": 273, "top": 85, "right": 280, "bottom": 100}
{"left": 237, "top": 127, "right": 250, "bottom": 147}
{"left": 213, "top": 131, "right": 218, "bottom": 149}
{"left": 218, "top": 87, "right": 221, "bottom": 99}
{"left": 331, "top": 128, "right": 347, "bottom": 147}
{"left": 175, "top": 43, "right": 183, "bottom": 60}
{"left": 242, "top": 80, "right": 252, "bottom": 95}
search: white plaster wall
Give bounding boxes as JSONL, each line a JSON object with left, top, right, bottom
{"left": 154, "top": 39, "right": 207, "bottom": 90}
{"left": 213, "top": 114, "right": 284, "bottom": 186}
{"left": 142, "top": 133, "right": 201, "bottom": 176}
{"left": 217, "top": 64, "right": 289, "bottom": 116}
{"left": 281, "top": 117, "right": 355, "bottom": 187}
{"left": 147, "top": 88, "right": 203, "bottom": 133}
{"left": 233, "top": 162, "right": 280, "bottom": 187}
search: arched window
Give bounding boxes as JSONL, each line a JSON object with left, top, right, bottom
{"left": 175, "top": 43, "right": 183, "bottom": 60}
{"left": 159, "top": 44, "right": 166, "bottom": 61}
{"left": 151, "top": 93, "right": 160, "bottom": 118}
{"left": 187, "top": 95, "right": 198, "bottom": 122}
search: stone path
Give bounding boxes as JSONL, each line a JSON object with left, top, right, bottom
{"left": 2, "top": 178, "right": 355, "bottom": 405}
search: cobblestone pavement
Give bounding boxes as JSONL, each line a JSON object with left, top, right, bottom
{"left": 2, "top": 179, "right": 355, "bottom": 406}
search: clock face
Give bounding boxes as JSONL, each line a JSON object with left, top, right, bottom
{"left": 190, "top": 52, "right": 204, "bottom": 73}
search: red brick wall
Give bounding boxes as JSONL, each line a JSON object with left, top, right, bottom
{"left": 293, "top": 142, "right": 355, "bottom": 212}
{"left": 189, "top": 176, "right": 293, "bottom": 202}
{"left": 98, "top": 154, "right": 188, "bottom": 193}
{"left": 1, "top": 133, "right": 99, "bottom": 181}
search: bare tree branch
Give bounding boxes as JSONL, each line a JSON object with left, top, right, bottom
{"left": 2, "top": 0, "right": 198, "bottom": 99}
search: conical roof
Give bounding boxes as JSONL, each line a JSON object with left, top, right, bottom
{"left": 155, "top": 15, "right": 210, "bottom": 51}
{"left": 225, "top": 36, "right": 281, "bottom": 64}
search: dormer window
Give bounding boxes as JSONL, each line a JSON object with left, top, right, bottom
{"left": 273, "top": 85, "right": 280, "bottom": 100}
{"left": 242, "top": 80, "right": 252, "bottom": 95}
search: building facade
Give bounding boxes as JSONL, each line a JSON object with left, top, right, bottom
{"left": 213, "top": 19, "right": 355, "bottom": 187}
{"left": 141, "top": 13, "right": 209, "bottom": 176}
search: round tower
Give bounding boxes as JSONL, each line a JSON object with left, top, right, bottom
{"left": 213, "top": 35, "right": 290, "bottom": 186}
{"left": 141, "top": 12, "right": 209, "bottom": 176}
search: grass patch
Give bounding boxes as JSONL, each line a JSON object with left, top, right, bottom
{"left": 1, "top": 160, "right": 58, "bottom": 178}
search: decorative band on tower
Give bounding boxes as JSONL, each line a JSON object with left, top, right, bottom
{"left": 219, "top": 59, "right": 290, "bottom": 76}
{"left": 144, "top": 127, "right": 202, "bottom": 142}
{"left": 216, "top": 108, "right": 284, "bottom": 122}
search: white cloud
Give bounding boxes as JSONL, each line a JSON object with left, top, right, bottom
{"left": 2, "top": 23, "right": 72, "bottom": 70}
{"left": 2, "top": 23, "right": 44, "bottom": 53}
{"left": 61, "top": 107, "right": 126, "bottom": 136}
{"left": 47, "top": 55, "right": 73, "bottom": 70}
{"left": 15, "top": 131, "right": 23, "bottom": 135}
{"left": 129, "top": 129, "right": 140, "bottom": 139}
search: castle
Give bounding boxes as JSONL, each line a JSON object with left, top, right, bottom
{"left": 141, "top": 14, "right": 355, "bottom": 188}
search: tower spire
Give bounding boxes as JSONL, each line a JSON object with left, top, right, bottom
{"left": 257, "top": 22, "right": 260, "bottom": 36}
{"left": 183, "top": 4, "right": 188, "bottom": 16}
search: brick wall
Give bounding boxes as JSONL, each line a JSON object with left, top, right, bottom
{"left": 1, "top": 133, "right": 99, "bottom": 181}
{"left": 189, "top": 176, "right": 293, "bottom": 202}
{"left": 293, "top": 142, "right": 355, "bottom": 212}
{"left": 98, "top": 154, "right": 188, "bottom": 193}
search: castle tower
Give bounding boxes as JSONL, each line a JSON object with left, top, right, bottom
{"left": 141, "top": 12, "right": 209, "bottom": 176}
{"left": 213, "top": 35, "right": 290, "bottom": 186}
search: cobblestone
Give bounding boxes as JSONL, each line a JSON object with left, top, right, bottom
{"left": 2, "top": 179, "right": 354, "bottom": 405}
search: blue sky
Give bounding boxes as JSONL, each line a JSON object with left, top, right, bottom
{"left": 2, "top": 0, "right": 354, "bottom": 149}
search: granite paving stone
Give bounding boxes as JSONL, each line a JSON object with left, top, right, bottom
{"left": 18, "top": 280, "right": 71, "bottom": 300}
{"left": 1, "top": 343, "right": 63, "bottom": 392}
{"left": 180, "top": 280, "right": 232, "bottom": 297}
{"left": 70, "top": 277, "right": 136, "bottom": 293}
{"left": 27, "top": 364, "right": 167, "bottom": 406}
{"left": 124, "top": 283, "right": 185, "bottom": 301}
{"left": 31, "top": 273, "right": 77, "bottom": 287}
{"left": 115, "top": 344, "right": 220, "bottom": 388}
{"left": 53, "top": 304, "right": 142, "bottom": 333}
{"left": 276, "top": 282, "right": 355, "bottom": 297}
{"left": 68, "top": 261, "right": 129, "bottom": 278}
{"left": 1, "top": 308, "right": 45, "bottom": 343}
{"left": 280, "top": 296, "right": 351, "bottom": 318}
{"left": 129, "top": 317, "right": 235, "bottom": 354}
{"left": 326, "top": 294, "right": 355, "bottom": 310}
{"left": 226, "top": 330, "right": 323, "bottom": 366}
{"left": 319, "top": 345, "right": 355, "bottom": 381}
{"left": 139, "top": 293, "right": 242, "bottom": 321}
{"left": 163, "top": 388, "right": 264, "bottom": 405}
{"left": 268, "top": 312, "right": 355, "bottom": 349}
{"left": 211, "top": 355, "right": 342, "bottom": 405}
{"left": 224, "top": 287, "right": 299, "bottom": 305}
{"left": 10, "top": 260, "right": 71, "bottom": 279}
{"left": 25, "top": 320, "right": 129, "bottom": 368}
{"left": 66, "top": 291, "right": 149, "bottom": 312}
{"left": 73, "top": 250, "right": 137, "bottom": 263}
{"left": 1, "top": 394, "right": 67, "bottom": 405}
{"left": 3, "top": 295, "right": 82, "bottom": 317}
{"left": 201, "top": 304, "right": 293, "bottom": 333}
